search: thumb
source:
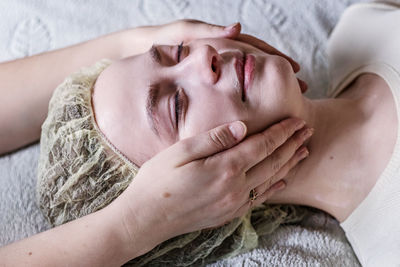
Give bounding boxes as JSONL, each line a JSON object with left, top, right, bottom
{"left": 171, "top": 121, "right": 247, "bottom": 165}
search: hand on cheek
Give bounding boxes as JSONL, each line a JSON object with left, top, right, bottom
{"left": 115, "top": 118, "right": 311, "bottom": 256}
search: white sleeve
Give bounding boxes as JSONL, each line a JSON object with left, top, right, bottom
{"left": 327, "top": 3, "right": 400, "bottom": 96}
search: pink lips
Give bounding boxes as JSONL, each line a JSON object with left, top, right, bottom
{"left": 235, "top": 53, "right": 255, "bottom": 101}
{"left": 244, "top": 54, "right": 255, "bottom": 100}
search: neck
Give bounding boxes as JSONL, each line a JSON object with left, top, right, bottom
{"left": 270, "top": 93, "right": 368, "bottom": 221}
{"left": 268, "top": 74, "right": 397, "bottom": 222}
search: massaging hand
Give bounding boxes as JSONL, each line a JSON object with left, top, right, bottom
{"left": 115, "top": 118, "right": 312, "bottom": 253}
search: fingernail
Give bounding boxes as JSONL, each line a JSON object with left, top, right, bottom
{"left": 297, "top": 146, "right": 309, "bottom": 159}
{"left": 229, "top": 121, "right": 246, "bottom": 140}
{"left": 303, "top": 128, "right": 314, "bottom": 140}
{"left": 274, "top": 180, "right": 286, "bottom": 190}
{"left": 224, "top": 22, "right": 239, "bottom": 32}
{"left": 295, "top": 119, "right": 306, "bottom": 130}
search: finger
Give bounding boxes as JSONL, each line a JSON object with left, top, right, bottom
{"left": 217, "top": 118, "right": 305, "bottom": 173}
{"left": 167, "top": 121, "right": 247, "bottom": 166}
{"left": 251, "top": 180, "right": 287, "bottom": 207}
{"left": 233, "top": 180, "right": 286, "bottom": 218}
{"left": 253, "top": 146, "right": 309, "bottom": 194}
{"left": 178, "top": 20, "right": 241, "bottom": 42}
{"left": 246, "top": 127, "right": 313, "bottom": 189}
{"left": 297, "top": 78, "right": 308, "bottom": 93}
{"left": 222, "top": 22, "right": 242, "bottom": 38}
{"left": 236, "top": 34, "right": 300, "bottom": 73}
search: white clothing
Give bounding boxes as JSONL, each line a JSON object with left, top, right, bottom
{"left": 328, "top": 2, "right": 400, "bottom": 266}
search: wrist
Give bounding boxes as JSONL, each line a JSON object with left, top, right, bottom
{"left": 106, "top": 193, "right": 171, "bottom": 261}
{"left": 118, "top": 26, "right": 157, "bottom": 59}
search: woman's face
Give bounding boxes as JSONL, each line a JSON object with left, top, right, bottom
{"left": 93, "top": 38, "right": 304, "bottom": 165}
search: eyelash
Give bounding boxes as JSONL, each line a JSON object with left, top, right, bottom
{"left": 174, "top": 41, "right": 184, "bottom": 129}
{"left": 177, "top": 41, "right": 183, "bottom": 62}
{"left": 174, "top": 89, "right": 183, "bottom": 128}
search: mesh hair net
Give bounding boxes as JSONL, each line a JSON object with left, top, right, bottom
{"left": 37, "top": 60, "right": 308, "bottom": 266}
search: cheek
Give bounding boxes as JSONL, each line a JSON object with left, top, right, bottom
{"left": 262, "top": 55, "right": 297, "bottom": 95}
{"left": 244, "top": 56, "right": 302, "bottom": 135}
{"left": 180, "top": 97, "right": 244, "bottom": 139}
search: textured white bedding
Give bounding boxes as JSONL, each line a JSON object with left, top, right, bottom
{"left": 1, "top": 0, "right": 380, "bottom": 265}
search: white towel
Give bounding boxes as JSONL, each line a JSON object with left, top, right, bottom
{"left": 1, "top": 0, "right": 380, "bottom": 265}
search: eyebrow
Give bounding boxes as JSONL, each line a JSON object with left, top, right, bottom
{"left": 149, "top": 45, "right": 161, "bottom": 65}
{"left": 146, "top": 83, "right": 160, "bottom": 137}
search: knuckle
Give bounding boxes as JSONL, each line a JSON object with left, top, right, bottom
{"left": 220, "top": 162, "right": 242, "bottom": 182}
{"left": 270, "top": 153, "right": 282, "bottom": 173}
{"left": 209, "top": 128, "right": 234, "bottom": 150}
{"left": 179, "top": 139, "right": 192, "bottom": 155}
{"left": 272, "top": 161, "right": 282, "bottom": 173}
{"left": 221, "top": 167, "right": 236, "bottom": 182}
{"left": 276, "top": 121, "right": 291, "bottom": 139}
{"left": 228, "top": 159, "right": 242, "bottom": 174}
{"left": 280, "top": 119, "right": 296, "bottom": 139}
{"left": 260, "top": 133, "right": 277, "bottom": 156}
{"left": 265, "top": 135, "right": 277, "bottom": 150}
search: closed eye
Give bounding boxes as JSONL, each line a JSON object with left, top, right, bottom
{"left": 177, "top": 41, "right": 184, "bottom": 63}
{"left": 174, "top": 89, "right": 183, "bottom": 128}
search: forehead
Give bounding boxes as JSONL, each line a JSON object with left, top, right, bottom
{"left": 93, "top": 54, "right": 165, "bottom": 165}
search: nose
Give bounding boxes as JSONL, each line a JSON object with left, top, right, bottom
{"left": 186, "top": 44, "right": 221, "bottom": 85}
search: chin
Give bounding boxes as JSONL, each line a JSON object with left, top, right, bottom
{"left": 259, "top": 54, "right": 295, "bottom": 89}
{"left": 249, "top": 80, "right": 302, "bottom": 135}
{"left": 271, "top": 54, "right": 295, "bottom": 82}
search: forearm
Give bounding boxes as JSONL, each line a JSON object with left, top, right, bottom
{"left": 0, "top": 26, "right": 154, "bottom": 155}
{"left": 0, "top": 203, "right": 153, "bottom": 267}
